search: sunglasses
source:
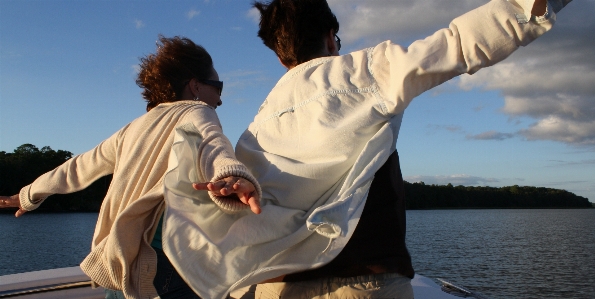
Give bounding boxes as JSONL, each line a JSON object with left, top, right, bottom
{"left": 200, "top": 79, "right": 223, "bottom": 96}
{"left": 334, "top": 34, "right": 341, "bottom": 51}
{"left": 184, "top": 79, "right": 224, "bottom": 96}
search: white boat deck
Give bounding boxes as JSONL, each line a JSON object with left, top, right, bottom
{"left": 1, "top": 267, "right": 485, "bottom": 298}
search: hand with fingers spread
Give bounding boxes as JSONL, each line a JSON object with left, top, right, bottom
{"left": 0, "top": 194, "right": 28, "bottom": 217}
{"left": 193, "top": 176, "right": 261, "bottom": 214}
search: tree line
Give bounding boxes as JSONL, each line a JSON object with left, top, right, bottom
{"left": 0, "top": 144, "right": 110, "bottom": 212}
{"left": 404, "top": 182, "right": 592, "bottom": 209}
{"left": 0, "top": 144, "right": 592, "bottom": 212}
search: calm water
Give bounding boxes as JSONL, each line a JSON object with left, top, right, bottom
{"left": 1, "top": 209, "right": 594, "bottom": 299}
{"left": 407, "top": 209, "right": 595, "bottom": 299}
{"left": 0, "top": 213, "right": 97, "bottom": 276}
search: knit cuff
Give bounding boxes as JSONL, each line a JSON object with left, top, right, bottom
{"left": 19, "top": 185, "right": 46, "bottom": 211}
{"left": 209, "top": 164, "right": 262, "bottom": 214}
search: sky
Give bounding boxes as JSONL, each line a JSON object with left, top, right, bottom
{"left": 1, "top": 0, "right": 594, "bottom": 202}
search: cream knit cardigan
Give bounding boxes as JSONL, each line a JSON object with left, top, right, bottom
{"left": 19, "top": 100, "right": 260, "bottom": 299}
{"left": 164, "top": 1, "right": 559, "bottom": 299}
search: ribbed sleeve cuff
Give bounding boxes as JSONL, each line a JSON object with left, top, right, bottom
{"left": 209, "top": 164, "right": 262, "bottom": 214}
{"left": 19, "top": 185, "right": 45, "bottom": 211}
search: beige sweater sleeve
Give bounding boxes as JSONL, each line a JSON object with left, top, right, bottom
{"left": 184, "top": 105, "right": 262, "bottom": 212}
{"left": 18, "top": 126, "right": 124, "bottom": 211}
{"left": 370, "top": 0, "right": 556, "bottom": 116}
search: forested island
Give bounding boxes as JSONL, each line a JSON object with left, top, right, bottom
{"left": 1, "top": 144, "right": 592, "bottom": 212}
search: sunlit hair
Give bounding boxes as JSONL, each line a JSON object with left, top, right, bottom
{"left": 136, "top": 35, "right": 214, "bottom": 111}
{"left": 253, "top": 0, "right": 339, "bottom": 68}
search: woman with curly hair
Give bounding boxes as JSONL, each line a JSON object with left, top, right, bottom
{"left": 0, "top": 35, "right": 261, "bottom": 299}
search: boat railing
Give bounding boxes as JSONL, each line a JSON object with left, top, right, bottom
{"left": 0, "top": 267, "right": 104, "bottom": 298}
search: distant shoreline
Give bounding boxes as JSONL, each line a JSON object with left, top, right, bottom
{"left": 2, "top": 144, "right": 592, "bottom": 213}
{"left": 2, "top": 205, "right": 592, "bottom": 214}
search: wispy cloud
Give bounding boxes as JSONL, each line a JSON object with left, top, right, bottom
{"left": 328, "top": 0, "right": 486, "bottom": 45}
{"left": 427, "top": 125, "right": 518, "bottom": 142}
{"left": 404, "top": 174, "right": 500, "bottom": 186}
{"left": 427, "top": 125, "right": 519, "bottom": 140}
{"left": 458, "top": 2, "right": 595, "bottom": 146}
{"left": 134, "top": 19, "right": 145, "bottom": 29}
{"left": 221, "top": 69, "right": 271, "bottom": 90}
{"left": 247, "top": 7, "right": 260, "bottom": 24}
{"left": 220, "top": 69, "right": 274, "bottom": 104}
{"left": 427, "top": 124, "right": 463, "bottom": 134}
{"left": 187, "top": 9, "right": 200, "bottom": 20}
{"left": 542, "top": 180, "right": 591, "bottom": 186}
{"left": 1, "top": 51, "right": 23, "bottom": 60}
{"left": 518, "top": 117, "right": 595, "bottom": 145}
{"left": 131, "top": 64, "right": 141, "bottom": 74}
{"left": 546, "top": 159, "right": 595, "bottom": 167}
{"left": 466, "top": 130, "right": 515, "bottom": 141}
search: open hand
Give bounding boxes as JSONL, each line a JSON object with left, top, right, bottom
{"left": 193, "top": 177, "right": 261, "bottom": 214}
{"left": 0, "top": 194, "right": 28, "bottom": 217}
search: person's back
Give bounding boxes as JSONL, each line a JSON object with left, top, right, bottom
{"left": 236, "top": 34, "right": 416, "bottom": 298}
{"left": 237, "top": 0, "right": 561, "bottom": 298}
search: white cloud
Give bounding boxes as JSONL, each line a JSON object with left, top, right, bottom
{"left": 328, "top": 0, "right": 485, "bottom": 45}
{"left": 247, "top": 7, "right": 260, "bottom": 24}
{"left": 455, "top": 1, "right": 595, "bottom": 147}
{"left": 187, "top": 9, "right": 200, "bottom": 20}
{"left": 520, "top": 116, "right": 595, "bottom": 145}
{"left": 222, "top": 69, "right": 270, "bottom": 89}
{"left": 243, "top": 1, "right": 595, "bottom": 146}
{"left": 219, "top": 69, "right": 274, "bottom": 102}
{"left": 547, "top": 159, "right": 595, "bottom": 167}
{"left": 404, "top": 174, "right": 499, "bottom": 186}
{"left": 131, "top": 64, "right": 141, "bottom": 74}
{"left": 134, "top": 19, "right": 145, "bottom": 29}
{"left": 473, "top": 105, "right": 485, "bottom": 112}
{"left": 427, "top": 124, "right": 463, "bottom": 133}
{"left": 466, "top": 130, "right": 515, "bottom": 141}
{"left": 325, "top": 1, "right": 595, "bottom": 147}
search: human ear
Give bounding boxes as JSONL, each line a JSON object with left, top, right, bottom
{"left": 189, "top": 78, "right": 202, "bottom": 99}
{"left": 326, "top": 29, "right": 339, "bottom": 56}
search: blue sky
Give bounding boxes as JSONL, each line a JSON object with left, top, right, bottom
{"left": 1, "top": 0, "right": 594, "bottom": 202}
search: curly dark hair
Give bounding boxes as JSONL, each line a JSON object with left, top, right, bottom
{"left": 136, "top": 35, "right": 214, "bottom": 111}
{"left": 253, "top": 0, "right": 339, "bottom": 69}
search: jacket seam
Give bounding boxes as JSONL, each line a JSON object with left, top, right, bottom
{"left": 254, "top": 87, "right": 379, "bottom": 128}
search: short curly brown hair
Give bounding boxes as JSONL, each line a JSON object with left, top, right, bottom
{"left": 136, "top": 35, "right": 214, "bottom": 111}
{"left": 253, "top": 0, "right": 339, "bottom": 68}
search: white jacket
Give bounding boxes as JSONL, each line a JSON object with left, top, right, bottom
{"left": 163, "top": 1, "right": 557, "bottom": 298}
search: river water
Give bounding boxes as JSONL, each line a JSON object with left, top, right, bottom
{"left": 1, "top": 209, "right": 594, "bottom": 299}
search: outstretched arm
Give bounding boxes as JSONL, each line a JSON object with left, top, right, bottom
{"left": 0, "top": 194, "right": 28, "bottom": 217}
{"left": 182, "top": 105, "right": 262, "bottom": 214}
{"left": 373, "top": 0, "right": 560, "bottom": 117}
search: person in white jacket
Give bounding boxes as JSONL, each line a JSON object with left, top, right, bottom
{"left": 232, "top": 0, "right": 567, "bottom": 298}
{"left": 152, "top": 0, "right": 567, "bottom": 298}
{"left": 0, "top": 35, "right": 261, "bottom": 299}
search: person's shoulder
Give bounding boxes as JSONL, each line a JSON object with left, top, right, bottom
{"left": 183, "top": 102, "right": 220, "bottom": 122}
{"left": 159, "top": 100, "right": 212, "bottom": 109}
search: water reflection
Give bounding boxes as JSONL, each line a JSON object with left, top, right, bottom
{"left": 407, "top": 209, "right": 595, "bottom": 299}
